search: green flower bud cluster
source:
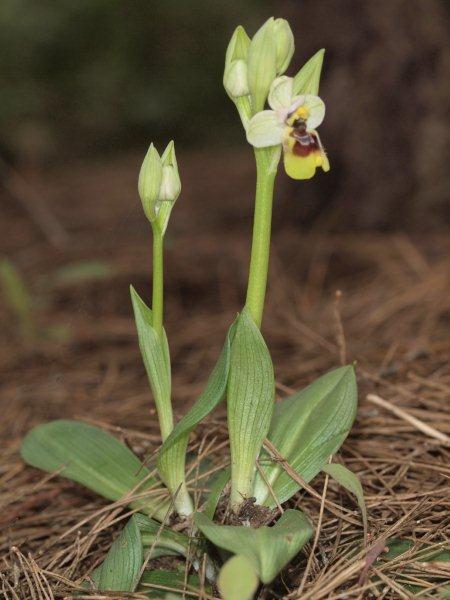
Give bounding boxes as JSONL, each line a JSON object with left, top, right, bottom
{"left": 138, "top": 141, "right": 181, "bottom": 234}
{"left": 223, "top": 18, "right": 294, "bottom": 124}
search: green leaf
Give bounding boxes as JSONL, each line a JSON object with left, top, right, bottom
{"left": 254, "top": 366, "right": 357, "bottom": 506}
{"left": 384, "top": 539, "right": 450, "bottom": 563}
{"left": 383, "top": 539, "right": 413, "bottom": 559}
{"left": 139, "top": 570, "right": 208, "bottom": 598}
{"left": 135, "top": 513, "right": 190, "bottom": 559}
{"left": 88, "top": 515, "right": 143, "bottom": 591}
{"left": 227, "top": 308, "right": 274, "bottom": 506}
{"left": 293, "top": 49, "right": 325, "bottom": 95}
{"left": 159, "top": 321, "right": 234, "bottom": 455}
{"left": 0, "top": 258, "right": 35, "bottom": 340}
{"left": 195, "top": 509, "right": 312, "bottom": 583}
{"left": 203, "top": 468, "right": 230, "bottom": 520}
{"left": 131, "top": 286, "right": 192, "bottom": 515}
{"left": 217, "top": 554, "right": 259, "bottom": 600}
{"left": 53, "top": 261, "right": 114, "bottom": 285}
{"left": 322, "top": 463, "right": 367, "bottom": 538}
{"left": 21, "top": 420, "right": 168, "bottom": 520}
{"left": 218, "top": 555, "right": 259, "bottom": 600}
{"left": 130, "top": 285, "right": 172, "bottom": 438}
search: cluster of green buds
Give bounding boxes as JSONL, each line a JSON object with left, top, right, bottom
{"left": 223, "top": 18, "right": 294, "bottom": 126}
{"left": 138, "top": 141, "right": 181, "bottom": 234}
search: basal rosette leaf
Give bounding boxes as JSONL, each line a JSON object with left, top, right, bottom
{"left": 195, "top": 509, "right": 312, "bottom": 584}
{"left": 254, "top": 365, "right": 357, "bottom": 506}
{"left": 20, "top": 419, "right": 168, "bottom": 520}
{"left": 88, "top": 515, "right": 143, "bottom": 592}
{"left": 218, "top": 555, "right": 259, "bottom": 600}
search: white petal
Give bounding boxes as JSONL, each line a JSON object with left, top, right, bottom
{"left": 246, "top": 111, "right": 284, "bottom": 148}
{"left": 303, "top": 94, "right": 325, "bottom": 129}
{"left": 268, "top": 76, "right": 294, "bottom": 110}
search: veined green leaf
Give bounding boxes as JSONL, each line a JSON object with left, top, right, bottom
{"left": 254, "top": 366, "right": 357, "bottom": 506}
{"left": 293, "top": 49, "right": 325, "bottom": 95}
{"left": 218, "top": 555, "right": 259, "bottom": 600}
{"left": 88, "top": 515, "right": 143, "bottom": 591}
{"left": 138, "top": 570, "right": 209, "bottom": 598}
{"left": 131, "top": 286, "right": 192, "bottom": 516}
{"left": 227, "top": 308, "right": 274, "bottom": 506}
{"left": 135, "top": 513, "right": 190, "bottom": 559}
{"left": 195, "top": 509, "right": 312, "bottom": 583}
{"left": 160, "top": 323, "right": 234, "bottom": 455}
{"left": 157, "top": 323, "right": 234, "bottom": 516}
{"left": 21, "top": 420, "right": 168, "bottom": 520}
{"left": 130, "top": 285, "right": 172, "bottom": 438}
{"left": 323, "top": 463, "right": 367, "bottom": 538}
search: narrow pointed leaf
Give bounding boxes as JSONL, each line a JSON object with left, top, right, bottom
{"left": 89, "top": 515, "right": 143, "bottom": 591}
{"left": 323, "top": 463, "right": 367, "bottom": 538}
{"left": 203, "top": 468, "right": 231, "bottom": 519}
{"left": 254, "top": 366, "right": 357, "bottom": 506}
{"left": 218, "top": 555, "right": 259, "bottom": 600}
{"left": 227, "top": 308, "right": 274, "bottom": 505}
{"left": 293, "top": 49, "right": 325, "bottom": 95}
{"left": 195, "top": 509, "right": 312, "bottom": 583}
{"left": 130, "top": 285, "right": 172, "bottom": 437}
{"left": 131, "top": 286, "right": 191, "bottom": 514}
{"left": 159, "top": 321, "right": 234, "bottom": 456}
{"left": 21, "top": 419, "right": 167, "bottom": 519}
{"left": 139, "top": 570, "right": 208, "bottom": 598}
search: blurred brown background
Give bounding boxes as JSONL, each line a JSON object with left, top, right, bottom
{"left": 1, "top": 0, "right": 449, "bottom": 234}
{"left": 0, "top": 0, "right": 449, "bottom": 414}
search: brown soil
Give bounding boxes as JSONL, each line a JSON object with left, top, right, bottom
{"left": 1, "top": 154, "right": 449, "bottom": 598}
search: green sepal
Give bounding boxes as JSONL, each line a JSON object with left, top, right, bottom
{"left": 293, "top": 49, "right": 325, "bottom": 95}
{"left": 254, "top": 365, "right": 357, "bottom": 506}
{"left": 227, "top": 307, "right": 274, "bottom": 506}
{"left": 247, "top": 18, "right": 277, "bottom": 114}
{"left": 194, "top": 509, "right": 312, "bottom": 584}
{"left": 20, "top": 419, "right": 168, "bottom": 520}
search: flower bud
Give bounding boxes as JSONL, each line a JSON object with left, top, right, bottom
{"left": 224, "top": 26, "right": 251, "bottom": 100}
{"left": 273, "top": 19, "right": 294, "bottom": 74}
{"left": 159, "top": 141, "right": 181, "bottom": 202}
{"left": 224, "top": 59, "right": 249, "bottom": 98}
{"left": 155, "top": 141, "right": 181, "bottom": 234}
{"left": 247, "top": 18, "right": 278, "bottom": 114}
{"left": 138, "top": 143, "right": 162, "bottom": 223}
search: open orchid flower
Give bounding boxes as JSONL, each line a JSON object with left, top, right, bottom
{"left": 246, "top": 76, "right": 330, "bottom": 180}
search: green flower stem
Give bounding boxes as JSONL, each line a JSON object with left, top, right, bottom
{"left": 150, "top": 224, "right": 193, "bottom": 516}
{"left": 151, "top": 225, "right": 165, "bottom": 345}
{"left": 245, "top": 148, "right": 278, "bottom": 328}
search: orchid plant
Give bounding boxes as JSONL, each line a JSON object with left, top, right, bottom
{"left": 20, "top": 17, "right": 364, "bottom": 599}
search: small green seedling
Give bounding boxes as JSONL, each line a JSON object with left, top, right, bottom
{"left": 0, "top": 258, "right": 36, "bottom": 341}
{"left": 21, "top": 17, "right": 364, "bottom": 598}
